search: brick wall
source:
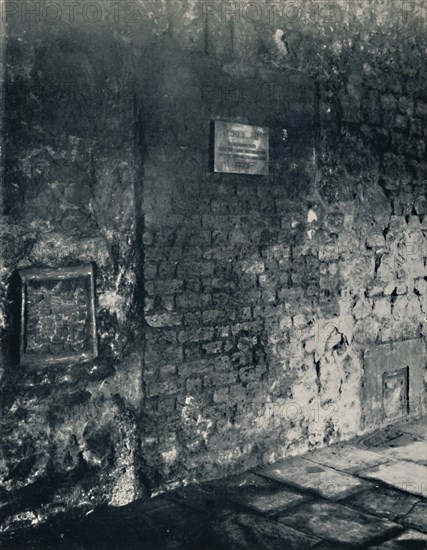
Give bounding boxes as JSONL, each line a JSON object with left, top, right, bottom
{"left": 132, "top": 1, "right": 427, "bottom": 489}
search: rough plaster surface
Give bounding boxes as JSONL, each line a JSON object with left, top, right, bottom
{"left": 0, "top": 0, "right": 426, "bottom": 528}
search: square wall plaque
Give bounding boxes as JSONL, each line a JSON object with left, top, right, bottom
{"left": 212, "top": 120, "right": 269, "bottom": 176}
{"left": 19, "top": 264, "right": 97, "bottom": 365}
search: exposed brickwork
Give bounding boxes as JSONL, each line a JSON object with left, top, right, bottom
{"left": 136, "top": 1, "right": 427, "bottom": 488}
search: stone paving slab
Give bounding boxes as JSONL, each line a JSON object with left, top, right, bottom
{"left": 200, "top": 472, "right": 275, "bottom": 500}
{"left": 172, "top": 484, "right": 228, "bottom": 514}
{"left": 373, "top": 441, "right": 427, "bottom": 465}
{"left": 396, "top": 420, "right": 427, "bottom": 440}
{"left": 236, "top": 486, "right": 306, "bottom": 513}
{"left": 340, "top": 485, "right": 424, "bottom": 524}
{"left": 305, "top": 443, "right": 386, "bottom": 473}
{"left": 207, "top": 472, "right": 274, "bottom": 489}
{"left": 358, "top": 460, "right": 427, "bottom": 498}
{"left": 256, "top": 457, "right": 370, "bottom": 500}
{"left": 201, "top": 471, "right": 308, "bottom": 513}
{"left": 276, "top": 501, "right": 403, "bottom": 546}
{"left": 173, "top": 472, "right": 307, "bottom": 513}
{"left": 363, "top": 429, "right": 423, "bottom": 448}
{"left": 211, "top": 511, "right": 321, "bottom": 550}
{"left": 399, "top": 500, "right": 427, "bottom": 534}
{"left": 393, "top": 529, "right": 427, "bottom": 542}
{"left": 369, "top": 529, "right": 427, "bottom": 549}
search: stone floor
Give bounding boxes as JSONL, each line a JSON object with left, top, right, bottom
{"left": 1, "top": 417, "right": 426, "bottom": 549}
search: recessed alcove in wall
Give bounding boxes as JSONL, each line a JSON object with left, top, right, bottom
{"left": 383, "top": 367, "right": 409, "bottom": 420}
{"left": 363, "top": 341, "right": 424, "bottom": 430}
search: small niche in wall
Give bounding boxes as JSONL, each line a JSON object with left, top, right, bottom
{"left": 18, "top": 264, "right": 97, "bottom": 366}
{"left": 383, "top": 367, "right": 409, "bottom": 420}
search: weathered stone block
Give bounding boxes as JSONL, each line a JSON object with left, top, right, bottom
{"left": 352, "top": 297, "right": 372, "bottom": 320}
{"left": 159, "top": 364, "right": 178, "bottom": 379}
{"left": 202, "top": 309, "right": 226, "bottom": 324}
{"left": 381, "top": 94, "right": 398, "bottom": 111}
{"left": 158, "top": 261, "right": 177, "bottom": 278}
{"left": 177, "top": 261, "right": 215, "bottom": 278}
{"left": 145, "top": 279, "right": 184, "bottom": 296}
{"left": 178, "top": 327, "right": 215, "bottom": 344}
{"left": 353, "top": 318, "right": 380, "bottom": 344}
{"left": 373, "top": 298, "right": 391, "bottom": 319}
{"left": 144, "top": 263, "right": 158, "bottom": 280}
{"left": 414, "top": 194, "right": 427, "bottom": 215}
{"left": 213, "top": 388, "right": 230, "bottom": 404}
{"left": 146, "top": 379, "right": 178, "bottom": 397}
{"left": 157, "top": 396, "right": 177, "bottom": 414}
{"left": 236, "top": 254, "right": 264, "bottom": 272}
{"left": 377, "top": 255, "right": 396, "bottom": 282}
{"left": 145, "top": 313, "right": 182, "bottom": 328}
{"left": 142, "top": 231, "right": 154, "bottom": 245}
{"left": 186, "top": 377, "right": 202, "bottom": 393}
{"left": 176, "top": 292, "right": 203, "bottom": 310}
{"left": 231, "top": 321, "right": 263, "bottom": 335}
{"left": 202, "top": 341, "right": 224, "bottom": 355}
{"left": 415, "top": 101, "right": 427, "bottom": 119}
{"left": 394, "top": 114, "right": 408, "bottom": 131}
{"left": 398, "top": 96, "right": 414, "bottom": 116}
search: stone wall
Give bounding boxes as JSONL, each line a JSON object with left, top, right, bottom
{"left": 0, "top": 16, "right": 147, "bottom": 529}
{"left": 0, "top": 0, "right": 426, "bottom": 527}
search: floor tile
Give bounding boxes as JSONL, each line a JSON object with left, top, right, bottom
{"left": 399, "top": 500, "right": 427, "bottom": 533}
{"left": 203, "top": 472, "right": 307, "bottom": 513}
{"left": 171, "top": 485, "right": 221, "bottom": 514}
{"left": 235, "top": 485, "right": 306, "bottom": 513}
{"left": 256, "top": 457, "right": 369, "bottom": 499}
{"left": 375, "top": 441, "right": 427, "bottom": 465}
{"left": 359, "top": 460, "right": 427, "bottom": 498}
{"left": 202, "top": 473, "right": 281, "bottom": 503}
{"left": 276, "top": 501, "right": 403, "bottom": 546}
{"left": 363, "top": 430, "right": 422, "bottom": 448}
{"left": 211, "top": 511, "right": 320, "bottom": 550}
{"left": 395, "top": 529, "right": 427, "bottom": 541}
{"left": 205, "top": 472, "right": 276, "bottom": 490}
{"left": 341, "top": 485, "right": 422, "bottom": 521}
{"left": 305, "top": 444, "right": 386, "bottom": 473}
{"left": 396, "top": 420, "right": 427, "bottom": 440}
{"left": 369, "top": 529, "right": 427, "bottom": 549}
